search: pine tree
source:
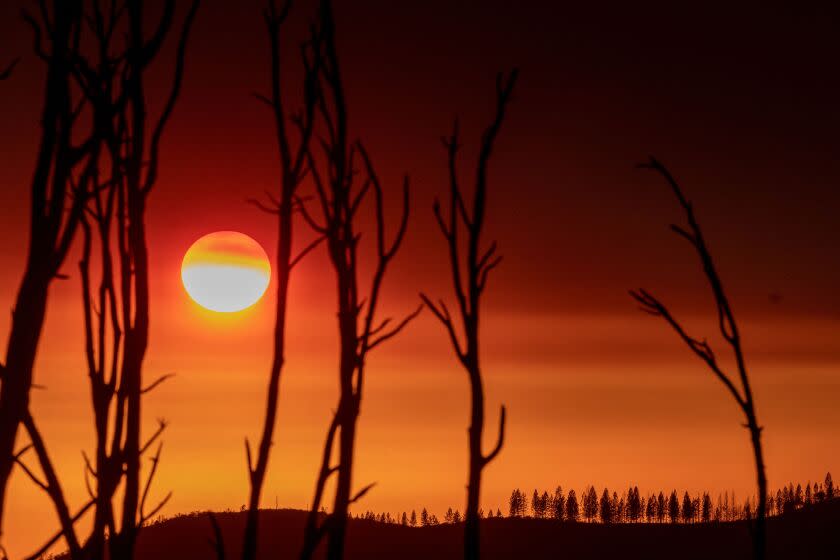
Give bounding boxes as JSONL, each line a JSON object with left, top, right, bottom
{"left": 612, "top": 492, "right": 622, "bottom": 523}
{"left": 657, "top": 492, "right": 666, "bottom": 523}
{"left": 401, "top": 512, "right": 408, "bottom": 525}
{"left": 826, "top": 472, "right": 834, "bottom": 499}
{"left": 805, "top": 483, "right": 812, "bottom": 505}
{"left": 410, "top": 510, "right": 417, "bottom": 527}
{"left": 583, "top": 486, "right": 598, "bottom": 522}
{"left": 540, "top": 491, "right": 550, "bottom": 519}
{"left": 668, "top": 491, "right": 679, "bottom": 523}
{"left": 445, "top": 507, "right": 454, "bottom": 523}
{"left": 702, "top": 493, "right": 712, "bottom": 522}
{"left": 496, "top": 508, "right": 502, "bottom": 518}
{"left": 453, "top": 510, "right": 462, "bottom": 523}
{"left": 566, "top": 489, "right": 579, "bottom": 522}
{"left": 552, "top": 486, "right": 565, "bottom": 521}
{"left": 628, "top": 486, "right": 641, "bottom": 522}
{"left": 600, "top": 488, "right": 612, "bottom": 524}
{"left": 509, "top": 489, "right": 522, "bottom": 518}
{"left": 794, "top": 484, "right": 803, "bottom": 508}
{"left": 681, "top": 492, "right": 693, "bottom": 523}
{"left": 421, "top": 508, "right": 429, "bottom": 526}
{"left": 645, "top": 493, "right": 656, "bottom": 523}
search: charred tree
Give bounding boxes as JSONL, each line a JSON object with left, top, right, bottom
{"left": 0, "top": 0, "right": 91, "bottom": 541}
{"left": 239, "top": 2, "right": 320, "bottom": 560}
{"left": 420, "top": 70, "right": 517, "bottom": 560}
{"left": 630, "top": 157, "right": 767, "bottom": 560}
{"left": 10, "top": 2, "right": 200, "bottom": 559}
{"left": 298, "top": 3, "right": 420, "bottom": 559}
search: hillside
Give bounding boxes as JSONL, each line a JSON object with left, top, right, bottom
{"left": 102, "top": 499, "right": 840, "bottom": 560}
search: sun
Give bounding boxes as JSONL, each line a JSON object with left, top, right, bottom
{"left": 181, "top": 231, "right": 271, "bottom": 313}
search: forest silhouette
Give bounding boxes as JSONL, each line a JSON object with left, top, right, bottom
{"left": 1, "top": 1, "right": 837, "bottom": 560}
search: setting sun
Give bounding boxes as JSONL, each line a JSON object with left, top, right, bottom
{"left": 181, "top": 231, "right": 271, "bottom": 312}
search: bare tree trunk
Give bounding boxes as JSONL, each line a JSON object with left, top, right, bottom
{"left": 631, "top": 157, "right": 767, "bottom": 560}
{"left": 464, "top": 362, "right": 485, "bottom": 560}
{"left": 240, "top": 3, "right": 319, "bottom": 560}
{"left": 421, "top": 71, "right": 517, "bottom": 560}
{"left": 0, "top": 1, "right": 87, "bottom": 540}
{"left": 297, "top": 6, "right": 419, "bottom": 559}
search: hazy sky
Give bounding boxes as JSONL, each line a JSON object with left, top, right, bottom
{"left": 2, "top": 1, "right": 840, "bottom": 556}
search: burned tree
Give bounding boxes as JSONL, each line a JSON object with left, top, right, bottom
{"left": 0, "top": 0, "right": 91, "bottom": 540}
{"left": 9, "top": 2, "right": 200, "bottom": 559}
{"left": 630, "top": 157, "right": 767, "bottom": 560}
{"left": 297, "top": 3, "right": 421, "bottom": 559}
{"left": 239, "top": 2, "right": 320, "bottom": 560}
{"left": 420, "top": 70, "right": 518, "bottom": 560}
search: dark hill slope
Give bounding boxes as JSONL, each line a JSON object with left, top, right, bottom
{"left": 99, "top": 500, "right": 840, "bottom": 560}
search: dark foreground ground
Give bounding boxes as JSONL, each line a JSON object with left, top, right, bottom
{"left": 112, "top": 500, "right": 840, "bottom": 560}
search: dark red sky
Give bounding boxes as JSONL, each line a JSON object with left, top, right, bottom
{"left": 4, "top": 1, "right": 840, "bottom": 316}
{"left": 2, "top": 1, "right": 840, "bottom": 556}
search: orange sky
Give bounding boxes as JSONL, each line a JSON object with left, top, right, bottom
{"left": 2, "top": 1, "right": 840, "bottom": 556}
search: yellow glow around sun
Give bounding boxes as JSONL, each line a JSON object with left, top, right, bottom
{"left": 181, "top": 231, "right": 271, "bottom": 313}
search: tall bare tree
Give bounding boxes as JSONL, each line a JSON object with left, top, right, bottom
{"left": 238, "top": 2, "right": 320, "bottom": 560}
{"left": 297, "top": 3, "right": 420, "bottom": 559}
{"left": 9, "top": 2, "right": 200, "bottom": 560}
{"left": 0, "top": 0, "right": 91, "bottom": 541}
{"left": 420, "top": 70, "right": 517, "bottom": 560}
{"left": 630, "top": 157, "right": 767, "bottom": 560}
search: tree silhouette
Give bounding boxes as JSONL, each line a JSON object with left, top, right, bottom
{"left": 566, "top": 489, "right": 579, "bottom": 522}
{"left": 599, "top": 489, "right": 612, "bottom": 524}
{"left": 296, "top": 2, "right": 420, "bottom": 560}
{"left": 631, "top": 157, "right": 768, "bottom": 558}
{"left": 681, "top": 492, "right": 693, "bottom": 523}
{"left": 552, "top": 486, "right": 565, "bottom": 521}
{"left": 8, "top": 3, "right": 199, "bottom": 560}
{"left": 645, "top": 494, "right": 656, "bottom": 522}
{"left": 668, "top": 491, "right": 679, "bottom": 523}
{"left": 583, "top": 486, "right": 598, "bottom": 522}
{"left": 657, "top": 492, "right": 666, "bottom": 523}
{"left": 0, "top": 1, "right": 92, "bottom": 538}
{"left": 238, "top": 2, "right": 321, "bottom": 559}
{"left": 826, "top": 472, "right": 834, "bottom": 499}
{"left": 702, "top": 493, "right": 712, "bottom": 522}
{"left": 420, "top": 69, "right": 518, "bottom": 560}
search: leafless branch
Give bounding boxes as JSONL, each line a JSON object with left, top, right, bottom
{"left": 142, "top": 0, "right": 201, "bottom": 194}
{"left": 482, "top": 405, "right": 506, "bottom": 465}
{"left": 290, "top": 235, "right": 327, "bottom": 269}
{"left": 419, "top": 293, "right": 465, "bottom": 361}
{"left": 141, "top": 372, "right": 175, "bottom": 394}
{"left": 139, "top": 442, "right": 169, "bottom": 525}
{"left": 140, "top": 418, "right": 168, "bottom": 456}
{"left": 23, "top": 499, "right": 95, "bottom": 560}
{"left": 349, "top": 482, "right": 376, "bottom": 505}
{"left": 367, "top": 304, "right": 423, "bottom": 351}
{"left": 207, "top": 512, "right": 226, "bottom": 560}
